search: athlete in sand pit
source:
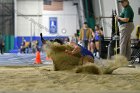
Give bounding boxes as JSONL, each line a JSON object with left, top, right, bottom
{"left": 65, "top": 41, "right": 94, "bottom": 59}
{"left": 40, "top": 33, "right": 94, "bottom": 64}
{"left": 40, "top": 33, "right": 94, "bottom": 59}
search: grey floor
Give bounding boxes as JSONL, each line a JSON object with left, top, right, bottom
{"left": 0, "top": 53, "right": 53, "bottom": 66}
{"left": 0, "top": 53, "right": 139, "bottom": 68}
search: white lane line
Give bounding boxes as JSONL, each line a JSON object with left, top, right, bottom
{"left": 8, "top": 58, "right": 19, "bottom": 60}
{"left": 43, "top": 61, "right": 53, "bottom": 65}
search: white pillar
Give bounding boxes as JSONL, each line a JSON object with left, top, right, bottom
{"left": 79, "top": 0, "right": 85, "bottom": 25}
{"left": 98, "top": 0, "right": 106, "bottom": 36}
{"left": 115, "top": 0, "right": 119, "bottom": 15}
{"left": 14, "top": 0, "right": 17, "bottom": 37}
{"left": 14, "top": 0, "right": 18, "bottom": 48}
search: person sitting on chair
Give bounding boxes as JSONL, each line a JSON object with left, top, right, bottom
{"left": 136, "top": 26, "right": 140, "bottom": 41}
{"left": 135, "top": 26, "right": 140, "bottom": 48}
{"left": 20, "top": 40, "right": 26, "bottom": 53}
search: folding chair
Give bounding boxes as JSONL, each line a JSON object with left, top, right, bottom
{"left": 131, "top": 41, "right": 140, "bottom": 64}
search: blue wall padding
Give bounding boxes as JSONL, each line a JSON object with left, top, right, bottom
{"left": 14, "top": 36, "right": 68, "bottom": 49}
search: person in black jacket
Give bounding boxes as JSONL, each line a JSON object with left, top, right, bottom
{"left": 0, "top": 37, "right": 4, "bottom": 54}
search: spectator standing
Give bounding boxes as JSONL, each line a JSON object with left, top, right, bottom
{"left": 79, "top": 22, "right": 92, "bottom": 49}
{"left": 92, "top": 25, "right": 104, "bottom": 58}
{"left": 117, "top": 0, "right": 134, "bottom": 60}
{"left": 0, "top": 36, "right": 4, "bottom": 54}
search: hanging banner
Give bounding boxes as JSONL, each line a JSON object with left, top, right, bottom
{"left": 49, "top": 17, "right": 57, "bottom": 34}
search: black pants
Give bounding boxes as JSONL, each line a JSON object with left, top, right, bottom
{"left": 82, "top": 40, "right": 88, "bottom": 49}
{"left": 0, "top": 46, "right": 3, "bottom": 54}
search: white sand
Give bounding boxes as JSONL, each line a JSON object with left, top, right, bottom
{"left": 0, "top": 65, "right": 140, "bottom": 93}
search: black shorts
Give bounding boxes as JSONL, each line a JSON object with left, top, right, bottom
{"left": 90, "top": 40, "right": 95, "bottom": 43}
{"left": 95, "top": 40, "right": 100, "bottom": 42}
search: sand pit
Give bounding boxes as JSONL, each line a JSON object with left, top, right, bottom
{"left": 1, "top": 41, "right": 138, "bottom": 93}
{"left": 45, "top": 42, "right": 129, "bottom": 75}
{"left": 0, "top": 65, "right": 140, "bottom": 93}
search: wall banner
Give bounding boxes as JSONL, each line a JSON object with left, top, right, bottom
{"left": 49, "top": 17, "right": 57, "bottom": 34}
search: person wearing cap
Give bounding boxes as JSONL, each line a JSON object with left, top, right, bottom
{"left": 79, "top": 22, "right": 92, "bottom": 49}
{"left": 117, "top": 0, "right": 134, "bottom": 61}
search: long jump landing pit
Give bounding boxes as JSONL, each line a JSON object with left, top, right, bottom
{"left": 0, "top": 65, "right": 140, "bottom": 93}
